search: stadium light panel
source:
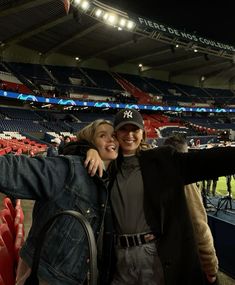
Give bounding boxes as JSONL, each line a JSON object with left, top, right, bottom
{"left": 81, "top": 0, "right": 90, "bottom": 11}
{"left": 127, "top": 21, "right": 135, "bottom": 30}
{"left": 119, "top": 18, "right": 126, "bottom": 27}
{"left": 74, "top": 0, "right": 81, "bottom": 6}
{"left": 95, "top": 9, "right": 102, "bottom": 17}
{"left": 103, "top": 12, "right": 109, "bottom": 21}
{"left": 107, "top": 14, "right": 117, "bottom": 25}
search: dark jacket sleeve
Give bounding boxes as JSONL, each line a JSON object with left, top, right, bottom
{"left": 147, "top": 146, "right": 235, "bottom": 185}
{"left": 176, "top": 146, "right": 235, "bottom": 184}
{"left": 0, "top": 154, "right": 70, "bottom": 200}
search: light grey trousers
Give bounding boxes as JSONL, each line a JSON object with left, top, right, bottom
{"left": 111, "top": 241, "right": 165, "bottom": 285}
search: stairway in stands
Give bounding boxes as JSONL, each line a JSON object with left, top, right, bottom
{"left": 114, "top": 73, "right": 153, "bottom": 105}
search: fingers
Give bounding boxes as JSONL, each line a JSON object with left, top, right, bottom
{"left": 88, "top": 159, "right": 97, "bottom": 177}
{"left": 84, "top": 149, "right": 103, "bottom": 177}
{"left": 84, "top": 157, "right": 91, "bottom": 168}
{"left": 85, "top": 158, "right": 104, "bottom": 177}
{"left": 84, "top": 149, "right": 99, "bottom": 168}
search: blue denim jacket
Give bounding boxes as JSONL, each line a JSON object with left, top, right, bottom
{"left": 0, "top": 154, "right": 113, "bottom": 285}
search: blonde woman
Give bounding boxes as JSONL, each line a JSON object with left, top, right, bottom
{"left": 0, "top": 119, "right": 118, "bottom": 285}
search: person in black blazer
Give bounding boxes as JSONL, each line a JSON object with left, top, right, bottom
{"left": 85, "top": 109, "right": 232, "bottom": 285}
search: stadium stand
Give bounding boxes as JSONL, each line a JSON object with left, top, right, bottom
{"left": 0, "top": 0, "right": 235, "bottom": 283}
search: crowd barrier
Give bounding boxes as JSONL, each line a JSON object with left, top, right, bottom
{"left": 208, "top": 213, "right": 235, "bottom": 278}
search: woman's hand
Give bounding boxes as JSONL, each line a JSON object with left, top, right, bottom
{"left": 84, "top": 149, "right": 103, "bottom": 177}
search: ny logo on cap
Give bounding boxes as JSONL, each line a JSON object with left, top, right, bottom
{"left": 123, "top": 110, "right": 133, "bottom": 119}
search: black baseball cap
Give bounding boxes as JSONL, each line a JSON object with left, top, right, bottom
{"left": 114, "top": 109, "right": 144, "bottom": 130}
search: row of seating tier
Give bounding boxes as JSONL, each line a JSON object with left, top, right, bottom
{"left": 2, "top": 61, "right": 235, "bottom": 107}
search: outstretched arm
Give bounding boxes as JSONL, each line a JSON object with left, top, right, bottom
{"left": 0, "top": 155, "right": 70, "bottom": 200}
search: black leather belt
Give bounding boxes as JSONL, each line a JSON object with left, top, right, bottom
{"left": 115, "top": 232, "right": 157, "bottom": 248}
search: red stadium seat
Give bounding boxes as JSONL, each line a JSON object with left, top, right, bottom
{"left": 0, "top": 235, "right": 15, "bottom": 285}
{"left": 14, "top": 223, "right": 25, "bottom": 262}
{"left": 15, "top": 199, "right": 21, "bottom": 208}
{"left": 15, "top": 148, "right": 23, "bottom": 155}
{"left": 14, "top": 207, "right": 24, "bottom": 227}
{"left": 0, "top": 223, "right": 14, "bottom": 257}
{"left": 0, "top": 209, "right": 15, "bottom": 237}
{"left": 3, "top": 197, "right": 16, "bottom": 219}
{"left": 0, "top": 273, "right": 6, "bottom": 285}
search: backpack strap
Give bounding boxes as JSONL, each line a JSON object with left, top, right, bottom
{"left": 24, "top": 210, "right": 97, "bottom": 285}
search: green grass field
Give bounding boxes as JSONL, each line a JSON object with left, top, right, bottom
{"left": 214, "top": 176, "right": 235, "bottom": 197}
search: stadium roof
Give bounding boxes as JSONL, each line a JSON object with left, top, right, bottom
{"left": 0, "top": 0, "right": 235, "bottom": 85}
{"left": 102, "top": 1, "right": 235, "bottom": 46}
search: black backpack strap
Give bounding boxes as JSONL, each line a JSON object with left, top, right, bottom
{"left": 24, "top": 210, "right": 97, "bottom": 285}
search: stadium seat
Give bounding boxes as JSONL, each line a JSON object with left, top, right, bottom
{"left": 0, "top": 209, "right": 15, "bottom": 237}
{"left": 0, "top": 273, "right": 6, "bottom": 285}
{"left": 0, "top": 235, "right": 15, "bottom": 285}
{"left": 0, "top": 223, "right": 14, "bottom": 257}
{"left": 14, "top": 206, "right": 24, "bottom": 227}
{"left": 14, "top": 223, "right": 25, "bottom": 262}
{"left": 15, "top": 199, "right": 21, "bottom": 208}
{"left": 3, "top": 197, "right": 15, "bottom": 219}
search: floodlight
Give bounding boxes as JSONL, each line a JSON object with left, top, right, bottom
{"left": 107, "top": 14, "right": 117, "bottom": 25}
{"left": 95, "top": 9, "right": 102, "bottom": 17}
{"left": 74, "top": 0, "right": 81, "bottom": 5}
{"left": 127, "top": 21, "right": 135, "bottom": 30}
{"left": 119, "top": 18, "right": 126, "bottom": 27}
{"left": 81, "top": 0, "right": 89, "bottom": 11}
{"left": 103, "top": 13, "right": 109, "bottom": 20}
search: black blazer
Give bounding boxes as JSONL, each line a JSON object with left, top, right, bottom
{"left": 136, "top": 145, "right": 233, "bottom": 285}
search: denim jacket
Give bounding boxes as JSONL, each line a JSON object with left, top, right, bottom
{"left": 0, "top": 154, "right": 113, "bottom": 285}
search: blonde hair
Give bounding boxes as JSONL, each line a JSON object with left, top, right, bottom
{"left": 136, "top": 130, "right": 152, "bottom": 153}
{"left": 77, "top": 119, "right": 113, "bottom": 144}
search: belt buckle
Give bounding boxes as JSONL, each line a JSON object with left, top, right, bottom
{"left": 136, "top": 234, "right": 142, "bottom": 246}
{"left": 128, "top": 234, "right": 141, "bottom": 247}
{"left": 119, "top": 235, "right": 130, "bottom": 247}
{"left": 117, "top": 233, "right": 156, "bottom": 248}
{"left": 125, "top": 235, "right": 130, "bottom": 247}
{"left": 119, "top": 235, "right": 136, "bottom": 247}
